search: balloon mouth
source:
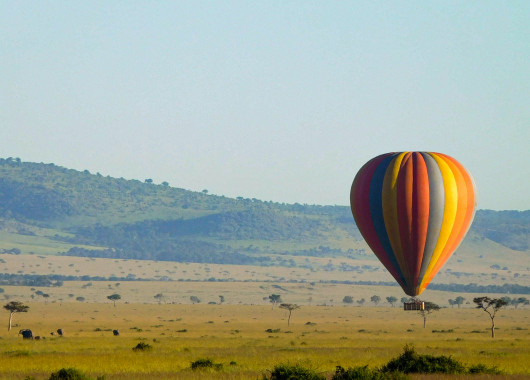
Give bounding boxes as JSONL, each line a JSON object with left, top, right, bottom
{"left": 402, "top": 284, "right": 424, "bottom": 297}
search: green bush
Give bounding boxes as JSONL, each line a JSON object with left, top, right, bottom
{"left": 333, "top": 366, "right": 408, "bottom": 380}
{"left": 48, "top": 368, "right": 90, "bottom": 380}
{"left": 190, "top": 358, "right": 223, "bottom": 370}
{"left": 263, "top": 363, "right": 325, "bottom": 380}
{"left": 468, "top": 364, "right": 502, "bottom": 374}
{"left": 331, "top": 366, "right": 409, "bottom": 380}
{"left": 132, "top": 342, "right": 152, "bottom": 351}
{"left": 381, "top": 345, "right": 466, "bottom": 374}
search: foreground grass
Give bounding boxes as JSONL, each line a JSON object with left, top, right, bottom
{"left": 0, "top": 303, "right": 528, "bottom": 379}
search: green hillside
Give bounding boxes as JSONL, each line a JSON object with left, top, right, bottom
{"left": 0, "top": 157, "right": 528, "bottom": 268}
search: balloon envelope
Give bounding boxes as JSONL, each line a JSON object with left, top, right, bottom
{"left": 350, "top": 152, "right": 476, "bottom": 296}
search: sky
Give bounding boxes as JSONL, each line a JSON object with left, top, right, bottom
{"left": 1, "top": 1, "right": 529, "bottom": 210}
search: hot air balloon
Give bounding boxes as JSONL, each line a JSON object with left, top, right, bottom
{"left": 350, "top": 152, "right": 476, "bottom": 297}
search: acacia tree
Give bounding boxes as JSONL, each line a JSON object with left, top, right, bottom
{"left": 154, "top": 293, "right": 164, "bottom": 304}
{"left": 386, "top": 296, "right": 398, "bottom": 307}
{"left": 279, "top": 303, "right": 300, "bottom": 327}
{"left": 418, "top": 301, "right": 440, "bottom": 328}
{"left": 455, "top": 296, "right": 465, "bottom": 308}
{"left": 513, "top": 297, "right": 529, "bottom": 309}
{"left": 473, "top": 296, "right": 507, "bottom": 338}
{"left": 107, "top": 294, "right": 121, "bottom": 307}
{"left": 370, "top": 295, "right": 381, "bottom": 306}
{"left": 269, "top": 294, "right": 282, "bottom": 309}
{"left": 4, "top": 301, "right": 29, "bottom": 331}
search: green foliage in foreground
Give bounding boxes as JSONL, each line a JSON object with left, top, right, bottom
{"left": 263, "top": 363, "right": 325, "bottom": 380}
{"left": 266, "top": 345, "right": 502, "bottom": 380}
{"left": 48, "top": 367, "right": 105, "bottom": 380}
{"left": 333, "top": 366, "right": 408, "bottom": 380}
{"left": 381, "top": 345, "right": 500, "bottom": 375}
{"left": 381, "top": 344, "right": 465, "bottom": 374}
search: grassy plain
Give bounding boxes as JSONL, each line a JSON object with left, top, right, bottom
{"left": 0, "top": 302, "right": 528, "bottom": 379}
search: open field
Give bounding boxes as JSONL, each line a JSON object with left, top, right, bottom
{"left": 2, "top": 280, "right": 529, "bottom": 309}
{"left": 2, "top": 248, "right": 529, "bottom": 288}
{"left": 0, "top": 303, "right": 528, "bottom": 379}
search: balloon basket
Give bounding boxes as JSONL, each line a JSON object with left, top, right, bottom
{"left": 403, "top": 301, "right": 424, "bottom": 311}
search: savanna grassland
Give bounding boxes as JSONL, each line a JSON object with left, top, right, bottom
{"left": 1, "top": 301, "right": 528, "bottom": 379}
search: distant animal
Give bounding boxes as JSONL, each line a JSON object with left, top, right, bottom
{"left": 18, "top": 329, "right": 33, "bottom": 339}
{"left": 50, "top": 332, "right": 55, "bottom": 336}
{"left": 113, "top": 329, "right": 119, "bottom": 336}
{"left": 57, "top": 328, "right": 63, "bottom": 336}
{"left": 35, "top": 336, "right": 41, "bottom": 340}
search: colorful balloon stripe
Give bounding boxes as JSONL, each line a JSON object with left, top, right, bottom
{"left": 350, "top": 152, "right": 476, "bottom": 296}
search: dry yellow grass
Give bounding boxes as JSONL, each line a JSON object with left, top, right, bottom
{"left": 0, "top": 302, "right": 528, "bottom": 379}
{"left": 2, "top": 248, "right": 528, "bottom": 288}
{"left": 2, "top": 279, "right": 526, "bottom": 312}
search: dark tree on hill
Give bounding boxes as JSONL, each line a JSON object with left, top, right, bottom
{"left": 190, "top": 296, "right": 201, "bottom": 304}
{"left": 269, "top": 294, "right": 282, "bottom": 309}
{"left": 343, "top": 296, "right": 354, "bottom": 304}
{"left": 418, "top": 301, "right": 440, "bottom": 328}
{"left": 386, "top": 296, "right": 398, "bottom": 307}
{"left": 370, "top": 295, "right": 380, "bottom": 306}
{"left": 279, "top": 303, "right": 300, "bottom": 326}
{"left": 357, "top": 298, "right": 365, "bottom": 306}
{"left": 107, "top": 293, "right": 121, "bottom": 307}
{"left": 473, "top": 296, "right": 507, "bottom": 338}
{"left": 513, "top": 297, "right": 529, "bottom": 309}
{"left": 4, "top": 301, "right": 29, "bottom": 331}
{"left": 455, "top": 296, "right": 465, "bottom": 308}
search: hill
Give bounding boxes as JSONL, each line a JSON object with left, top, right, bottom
{"left": 0, "top": 157, "right": 528, "bottom": 293}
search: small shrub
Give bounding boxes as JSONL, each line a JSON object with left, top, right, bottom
{"left": 48, "top": 368, "right": 90, "bottom": 380}
{"left": 265, "top": 328, "right": 281, "bottom": 333}
{"left": 263, "top": 363, "right": 325, "bottom": 380}
{"left": 333, "top": 365, "right": 408, "bottom": 380}
{"left": 132, "top": 342, "right": 152, "bottom": 352}
{"left": 190, "top": 358, "right": 223, "bottom": 371}
{"left": 468, "top": 364, "right": 502, "bottom": 374}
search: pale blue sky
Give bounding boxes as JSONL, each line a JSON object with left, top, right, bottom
{"left": 1, "top": 1, "right": 528, "bottom": 210}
